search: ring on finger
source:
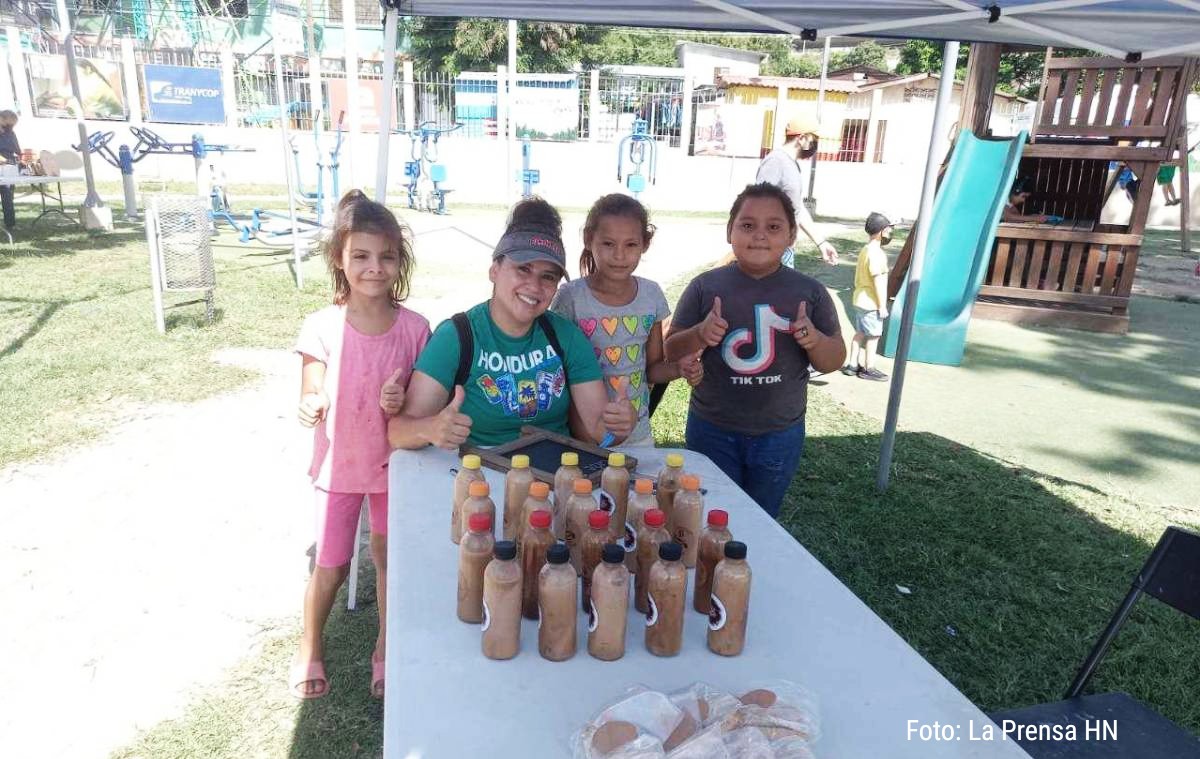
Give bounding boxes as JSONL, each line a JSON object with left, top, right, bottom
{"left": 799, "top": 326, "right": 810, "bottom": 338}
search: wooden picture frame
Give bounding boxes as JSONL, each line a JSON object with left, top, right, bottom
{"left": 461, "top": 425, "right": 637, "bottom": 485}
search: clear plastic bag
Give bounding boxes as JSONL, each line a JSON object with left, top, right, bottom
{"left": 572, "top": 685, "right": 683, "bottom": 758}
{"left": 729, "top": 681, "right": 821, "bottom": 744}
{"left": 668, "top": 682, "right": 742, "bottom": 731}
{"left": 664, "top": 724, "right": 729, "bottom": 758}
{"left": 722, "top": 727, "right": 774, "bottom": 759}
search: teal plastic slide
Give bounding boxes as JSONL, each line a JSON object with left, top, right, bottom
{"left": 880, "top": 129, "right": 1026, "bottom": 366}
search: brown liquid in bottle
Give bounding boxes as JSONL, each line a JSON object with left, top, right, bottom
{"left": 565, "top": 478, "right": 596, "bottom": 574}
{"left": 518, "top": 481, "right": 552, "bottom": 554}
{"left": 656, "top": 453, "right": 684, "bottom": 528}
{"left": 707, "top": 541, "right": 751, "bottom": 656}
{"left": 451, "top": 454, "right": 485, "bottom": 545}
{"left": 645, "top": 542, "right": 687, "bottom": 657}
{"left": 520, "top": 509, "right": 555, "bottom": 620}
{"left": 693, "top": 509, "right": 732, "bottom": 614}
{"left": 553, "top": 452, "right": 583, "bottom": 541}
{"left": 599, "top": 453, "right": 631, "bottom": 542}
{"left": 634, "top": 508, "right": 670, "bottom": 615}
{"left": 580, "top": 510, "right": 612, "bottom": 611}
{"left": 671, "top": 474, "right": 704, "bottom": 568}
{"left": 459, "top": 480, "right": 495, "bottom": 544}
{"left": 538, "top": 543, "right": 577, "bottom": 661}
{"left": 456, "top": 512, "right": 495, "bottom": 623}
{"left": 503, "top": 454, "right": 535, "bottom": 542}
{"left": 482, "top": 540, "right": 523, "bottom": 660}
{"left": 588, "top": 544, "right": 630, "bottom": 661}
{"left": 623, "top": 479, "right": 656, "bottom": 573}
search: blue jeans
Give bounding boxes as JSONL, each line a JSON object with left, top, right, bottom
{"left": 685, "top": 412, "right": 806, "bottom": 519}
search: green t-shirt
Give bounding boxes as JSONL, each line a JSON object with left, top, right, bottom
{"left": 414, "top": 301, "right": 604, "bottom": 447}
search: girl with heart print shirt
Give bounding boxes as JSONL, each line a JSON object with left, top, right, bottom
{"left": 550, "top": 194, "right": 703, "bottom": 446}
{"left": 665, "top": 182, "right": 845, "bottom": 519}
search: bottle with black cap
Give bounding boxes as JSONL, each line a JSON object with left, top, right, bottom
{"left": 707, "top": 541, "right": 750, "bottom": 656}
{"left": 588, "top": 543, "right": 630, "bottom": 661}
{"left": 538, "top": 542, "right": 577, "bottom": 661}
{"left": 645, "top": 541, "right": 687, "bottom": 656}
{"left": 482, "top": 540, "right": 523, "bottom": 660}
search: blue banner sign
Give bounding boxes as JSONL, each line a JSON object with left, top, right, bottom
{"left": 144, "top": 64, "right": 226, "bottom": 124}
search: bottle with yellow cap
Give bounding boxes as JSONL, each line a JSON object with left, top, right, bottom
{"left": 553, "top": 451, "right": 582, "bottom": 541}
{"left": 452, "top": 454, "right": 486, "bottom": 545}
{"left": 671, "top": 474, "right": 703, "bottom": 567}
{"left": 565, "top": 478, "right": 597, "bottom": 574}
{"left": 599, "top": 452, "right": 631, "bottom": 542}
{"left": 656, "top": 453, "right": 685, "bottom": 528}
{"left": 623, "top": 478, "right": 657, "bottom": 573}
{"left": 503, "top": 454, "right": 535, "bottom": 542}
{"left": 460, "top": 479, "right": 496, "bottom": 543}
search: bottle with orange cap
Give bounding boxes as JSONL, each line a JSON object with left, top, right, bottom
{"left": 503, "top": 454, "right": 535, "bottom": 542}
{"left": 451, "top": 454, "right": 485, "bottom": 544}
{"left": 459, "top": 479, "right": 496, "bottom": 543}
{"left": 457, "top": 512, "right": 495, "bottom": 623}
{"left": 553, "top": 452, "right": 582, "bottom": 541}
{"left": 671, "top": 474, "right": 704, "bottom": 567}
{"left": 623, "top": 478, "right": 657, "bottom": 573}
{"left": 565, "top": 478, "right": 597, "bottom": 573}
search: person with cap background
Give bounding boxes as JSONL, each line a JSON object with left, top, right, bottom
{"left": 388, "top": 197, "right": 637, "bottom": 451}
{"left": 755, "top": 114, "right": 840, "bottom": 268}
{"left": 842, "top": 212, "right": 893, "bottom": 381}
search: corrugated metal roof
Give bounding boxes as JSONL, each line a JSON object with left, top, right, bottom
{"left": 715, "top": 73, "right": 860, "bottom": 93}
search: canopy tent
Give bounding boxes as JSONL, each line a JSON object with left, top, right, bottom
{"left": 374, "top": 1, "right": 1200, "bottom": 490}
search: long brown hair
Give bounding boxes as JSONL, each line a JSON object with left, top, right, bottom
{"left": 323, "top": 189, "right": 414, "bottom": 306}
{"left": 579, "top": 193, "right": 656, "bottom": 277}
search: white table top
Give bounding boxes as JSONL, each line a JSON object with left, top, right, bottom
{"left": 0, "top": 174, "right": 83, "bottom": 187}
{"left": 385, "top": 446, "right": 1030, "bottom": 758}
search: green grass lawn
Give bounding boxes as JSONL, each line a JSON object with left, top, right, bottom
{"left": 4, "top": 216, "right": 1197, "bottom": 758}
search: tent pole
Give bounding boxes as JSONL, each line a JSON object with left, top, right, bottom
{"left": 876, "top": 40, "right": 959, "bottom": 492}
{"left": 507, "top": 20, "right": 518, "bottom": 203}
{"left": 55, "top": 0, "right": 101, "bottom": 209}
{"left": 805, "top": 36, "right": 831, "bottom": 208}
{"left": 274, "top": 44, "right": 304, "bottom": 289}
{"left": 375, "top": 7, "right": 397, "bottom": 202}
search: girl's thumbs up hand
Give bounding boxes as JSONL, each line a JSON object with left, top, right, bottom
{"left": 379, "top": 368, "right": 406, "bottom": 416}
{"left": 699, "top": 295, "right": 728, "bottom": 347}
{"left": 431, "top": 385, "right": 473, "bottom": 450}
{"left": 602, "top": 376, "right": 636, "bottom": 440}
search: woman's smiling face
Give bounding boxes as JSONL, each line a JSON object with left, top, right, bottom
{"left": 488, "top": 256, "right": 564, "bottom": 333}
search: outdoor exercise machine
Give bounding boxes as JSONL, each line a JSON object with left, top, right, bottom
{"left": 289, "top": 110, "right": 346, "bottom": 227}
{"left": 76, "top": 127, "right": 253, "bottom": 221}
{"left": 520, "top": 139, "right": 541, "bottom": 199}
{"left": 616, "top": 118, "right": 657, "bottom": 198}
{"left": 395, "top": 121, "right": 462, "bottom": 214}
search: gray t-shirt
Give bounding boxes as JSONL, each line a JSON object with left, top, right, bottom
{"left": 672, "top": 263, "right": 839, "bottom": 434}
{"left": 756, "top": 147, "right": 806, "bottom": 214}
{"left": 550, "top": 276, "right": 671, "bottom": 443}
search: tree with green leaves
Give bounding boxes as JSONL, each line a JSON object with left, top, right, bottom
{"left": 828, "top": 41, "right": 890, "bottom": 72}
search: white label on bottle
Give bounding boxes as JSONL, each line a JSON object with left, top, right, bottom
{"left": 645, "top": 593, "right": 659, "bottom": 627}
{"left": 587, "top": 598, "right": 599, "bottom": 632}
{"left": 481, "top": 600, "right": 491, "bottom": 632}
{"left": 598, "top": 490, "right": 615, "bottom": 513}
{"left": 708, "top": 594, "right": 727, "bottom": 631}
{"left": 622, "top": 522, "right": 637, "bottom": 552}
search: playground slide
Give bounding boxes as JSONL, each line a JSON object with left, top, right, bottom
{"left": 881, "top": 129, "right": 1026, "bottom": 367}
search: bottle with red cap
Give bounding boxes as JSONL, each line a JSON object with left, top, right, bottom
{"left": 565, "top": 478, "right": 597, "bottom": 574}
{"left": 459, "top": 480, "right": 495, "bottom": 544}
{"left": 580, "top": 510, "right": 613, "bottom": 610}
{"left": 457, "top": 512, "right": 495, "bottom": 623}
{"left": 520, "top": 509, "right": 555, "bottom": 619}
{"left": 694, "top": 509, "right": 732, "bottom": 614}
{"left": 634, "top": 508, "right": 670, "bottom": 614}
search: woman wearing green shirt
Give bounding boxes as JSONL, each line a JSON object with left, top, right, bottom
{"left": 389, "top": 198, "right": 636, "bottom": 450}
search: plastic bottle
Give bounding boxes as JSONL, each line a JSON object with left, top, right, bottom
{"left": 538, "top": 543, "right": 577, "bottom": 661}
{"left": 599, "top": 452, "right": 631, "bottom": 542}
{"left": 645, "top": 541, "right": 686, "bottom": 657}
{"left": 518, "top": 481, "right": 552, "bottom": 554}
{"left": 456, "top": 512, "right": 494, "bottom": 623}
{"left": 459, "top": 480, "right": 495, "bottom": 543}
{"left": 451, "top": 454, "right": 485, "bottom": 544}
{"left": 553, "top": 452, "right": 583, "bottom": 541}
{"left": 708, "top": 541, "right": 751, "bottom": 656}
{"left": 565, "top": 478, "right": 597, "bottom": 574}
{"left": 482, "top": 540, "right": 523, "bottom": 660}
{"left": 694, "top": 509, "right": 732, "bottom": 615}
{"left": 580, "top": 510, "right": 612, "bottom": 610}
{"left": 622, "top": 478, "right": 657, "bottom": 572}
{"left": 520, "top": 509, "right": 555, "bottom": 620}
{"left": 634, "top": 508, "right": 670, "bottom": 615}
{"left": 503, "top": 454, "right": 535, "bottom": 542}
{"left": 671, "top": 474, "right": 704, "bottom": 568}
{"left": 588, "top": 543, "right": 630, "bottom": 661}
{"left": 656, "top": 453, "right": 684, "bottom": 528}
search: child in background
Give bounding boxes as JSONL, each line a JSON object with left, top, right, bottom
{"left": 0, "top": 110, "right": 21, "bottom": 230}
{"left": 292, "top": 190, "right": 430, "bottom": 700}
{"left": 842, "top": 212, "right": 892, "bottom": 381}
{"left": 550, "top": 194, "right": 701, "bottom": 446}
{"left": 665, "top": 183, "right": 845, "bottom": 518}
{"left": 1157, "top": 164, "right": 1181, "bottom": 206}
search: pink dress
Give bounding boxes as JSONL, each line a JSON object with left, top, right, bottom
{"left": 295, "top": 304, "right": 431, "bottom": 493}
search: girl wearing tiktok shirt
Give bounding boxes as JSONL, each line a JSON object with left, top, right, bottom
{"left": 665, "top": 183, "right": 845, "bottom": 518}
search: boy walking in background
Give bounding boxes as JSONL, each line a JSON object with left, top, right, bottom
{"left": 842, "top": 212, "right": 892, "bottom": 381}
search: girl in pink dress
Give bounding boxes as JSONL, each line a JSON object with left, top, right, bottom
{"left": 291, "top": 190, "right": 430, "bottom": 699}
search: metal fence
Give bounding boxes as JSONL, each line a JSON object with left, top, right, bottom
{"left": 583, "top": 72, "right": 685, "bottom": 144}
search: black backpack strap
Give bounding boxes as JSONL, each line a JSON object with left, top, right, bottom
{"left": 536, "top": 313, "right": 569, "bottom": 387}
{"left": 646, "top": 382, "right": 668, "bottom": 418}
{"left": 451, "top": 312, "right": 473, "bottom": 390}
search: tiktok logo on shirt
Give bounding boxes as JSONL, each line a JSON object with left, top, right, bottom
{"left": 721, "top": 304, "right": 792, "bottom": 376}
